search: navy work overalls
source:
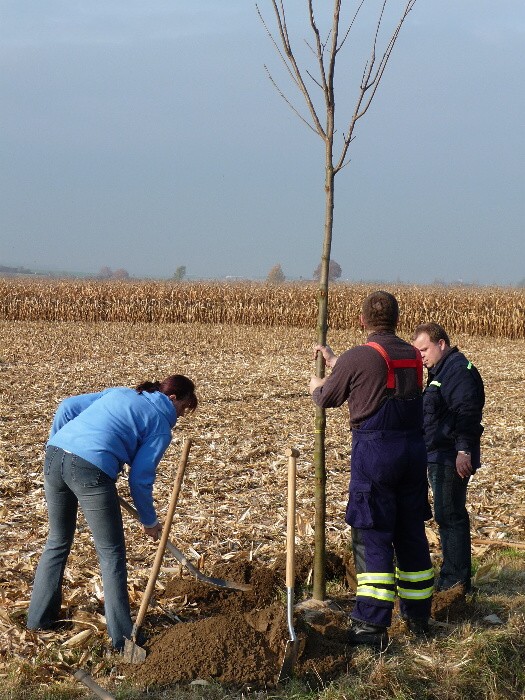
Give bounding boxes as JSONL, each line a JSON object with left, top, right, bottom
{"left": 346, "top": 343, "right": 434, "bottom": 627}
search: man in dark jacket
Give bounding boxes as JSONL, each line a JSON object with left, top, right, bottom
{"left": 310, "top": 291, "right": 434, "bottom": 649}
{"left": 413, "top": 322, "right": 485, "bottom": 593}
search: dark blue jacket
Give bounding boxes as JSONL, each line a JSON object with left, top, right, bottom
{"left": 423, "top": 347, "right": 485, "bottom": 470}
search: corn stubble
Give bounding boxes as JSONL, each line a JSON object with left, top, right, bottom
{"left": 1, "top": 279, "right": 524, "bottom": 338}
{"left": 1, "top": 284, "right": 524, "bottom": 699}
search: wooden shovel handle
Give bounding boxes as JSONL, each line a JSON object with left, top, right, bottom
{"left": 73, "top": 669, "right": 115, "bottom": 700}
{"left": 285, "top": 447, "right": 299, "bottom": 589}
{"left": 133, "top": 437, "right": 192, "bottom": 633}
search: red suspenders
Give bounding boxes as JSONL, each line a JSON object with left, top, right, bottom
{"left": 366, "top": 342, "right": 423, "bottom": 390}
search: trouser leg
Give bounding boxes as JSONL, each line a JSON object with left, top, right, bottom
{"left": 351, "top": 527, "right": 396, "bottom": 628}
{"left": 346, "top": 439, "right": 397, "bottom": 628}
{"left": 65, "top": 454, "right": 132, "bottom": 650}
{"left": 394, "top": 461, "right": 434, "bottom": 620}
{"left": 394, "top": 520, "right": 433, "bottom": 620}
{"left": 27, "top": 447, "right": 77, "bottom": 629}
{"left": 428, "top": 462, "right": 471, "bottom": 591}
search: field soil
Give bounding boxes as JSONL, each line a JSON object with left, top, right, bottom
{"left": 122, "top": 553, "right": 469, "bottom": 691}
{"left": 1, "top": 321, "right": 524, "bottom": 692}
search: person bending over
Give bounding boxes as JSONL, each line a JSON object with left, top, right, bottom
{"left": 27, "top": 374, "right": 197, "bottom": 651}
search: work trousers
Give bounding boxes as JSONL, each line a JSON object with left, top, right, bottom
{"left": 428, "top": 462, "right": 471, "bottom": 591}
{"left": 347, "top": 419, "right": 433, "bottom": 628}
{"left": 27, "top": 446, "right": 132, "bottom": 650}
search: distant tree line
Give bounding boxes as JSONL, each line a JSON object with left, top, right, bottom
{"left": 266, "top": 260, "right": 343, "bottom": 283}
{"left": 97, "top": 266, "right": 130, "bottom": 280}
{"left": 0, "top": 265, "right": 34, "bottom": 275}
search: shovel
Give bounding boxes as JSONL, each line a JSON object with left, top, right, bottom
{"left": 124, "top": 437, "right": 192, "bottom": 663}
{"left": 118, "top": 496, "right": 251, "bottom": 592}
{"left": 73, "top": 669, "right": 115, "bottom": 700}
{"left": 278, "top": 447, "right": 300, "bottom": 683}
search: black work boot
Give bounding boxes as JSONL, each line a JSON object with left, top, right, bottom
{"left": 347, "top": 620, "right": 389, "bottom": 651}
{"left": 403, "top": 616, "right": 431, "bottom": 637}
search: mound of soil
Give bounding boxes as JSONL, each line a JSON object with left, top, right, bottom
{"left": 125, "top": 553, "right": 471, "bottom": 691}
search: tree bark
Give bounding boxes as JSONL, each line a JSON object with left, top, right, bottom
{"left": 312, "top": 152, "right": 335, "bottom": 601}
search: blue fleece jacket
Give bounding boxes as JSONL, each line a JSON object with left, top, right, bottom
{"left": 48, "top": 387, "right": 177, "bottom": 526}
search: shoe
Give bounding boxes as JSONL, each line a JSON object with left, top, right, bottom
{"left": 403, "top": 617, "right": 431, "bottom": 637}
{"left": 347, "top": 621, "right": 389, "bottom": 651}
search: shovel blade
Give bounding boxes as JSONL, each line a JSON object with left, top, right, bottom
{"left": 123, "top": 637, "right": 147, "bottom": 664}
{"left": 277, "top": 639, "right": 299, "bottom": 683}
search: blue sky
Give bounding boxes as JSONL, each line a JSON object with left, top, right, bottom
{"left": 1, "top": 1, "right": 524, "bottom": 283}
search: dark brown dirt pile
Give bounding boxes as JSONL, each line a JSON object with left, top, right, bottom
{"left": 128, "top": 551, "right": 354, "bottom": 690}
{"left": 126, "top": 553, "right": 472, "bottom": 691}
{"left": 132, "top": 608, "right": 281, "bottom": 687}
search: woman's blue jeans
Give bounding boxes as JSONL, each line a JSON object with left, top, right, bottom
{"left": 428, "top": 462, "right": 471, "bottom": 591}
{"left": 27, "top": 446, "right": 132, "bottom": 650}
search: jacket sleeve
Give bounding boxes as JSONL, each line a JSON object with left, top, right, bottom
{"left": 441, "top": 364, "right": 484, "bottom": 452}
{"left": 49, "top": 391, "right": 107, "bottom": 437}
{"left": 312, "top": 352, "right": 353, "bottom": 408}
{"left": 128, "top": 433, "right": 172, "bottom": 527}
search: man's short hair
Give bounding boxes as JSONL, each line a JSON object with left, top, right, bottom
{"left": 412, "top": 322, "right": 450, "bottom": 346}
{"left": 361, "top": 291, "right": 399, "bottom": 331}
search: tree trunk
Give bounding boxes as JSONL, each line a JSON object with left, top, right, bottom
{"left": 312, "top": 153, "right": 335, "bottom": 601}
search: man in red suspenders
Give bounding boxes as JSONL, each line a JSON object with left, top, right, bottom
{"left": 310, "top": 291, "right": 433, "bottom": 649}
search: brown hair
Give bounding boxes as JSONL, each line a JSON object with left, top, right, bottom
{"left": 136, "top": 374, "right": 198, "bottom": 413}
{"left": 412, "top": 322, "right": 450, "bottom": 346}
{"left": 361, "top": 291, "right": 399, "bottom": 331}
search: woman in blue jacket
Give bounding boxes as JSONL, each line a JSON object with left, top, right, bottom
{"left": 27, "top": 374, "right": 197, "bottom": 651}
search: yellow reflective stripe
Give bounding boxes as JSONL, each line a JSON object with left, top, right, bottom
{"left": 396, "top": 568, "right": 434, "bottom": 583}
{"left": 357, "top": 585, "right": 396, "bottom": 603}
{"left": 357, "top": 572, "right": 395, "bottom": 585}
{"left": 467, "top": 361, "right": 472, "bottom": 370}
{"left": 397, "top": 585, "right": 434, "bottom": 600}
{"left": 429, "top": 380, "right": 441, "bottom": 387}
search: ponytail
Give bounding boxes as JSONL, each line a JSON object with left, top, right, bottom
{"left": 135, "top": 374, "right": 197, "bottom": 413}
{"left": 135, "top": 380, "right": 161, "bottom": 394}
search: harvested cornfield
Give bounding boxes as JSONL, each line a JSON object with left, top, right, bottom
{"left": 1, "top": 319, "right": 525, "bottom": 694}
{"left": 1, "top": 279, "right": 524, "bottom": 338}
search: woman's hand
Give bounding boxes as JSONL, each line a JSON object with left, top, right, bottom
{"left": 143, "top": 522, "right": 162, "bottom": 541}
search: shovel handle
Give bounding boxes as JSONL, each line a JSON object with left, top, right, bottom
{"left": 285, "top": 447, "right": 299, "bottom": 589}
{"left": 119, "top": 496, "right": 252, "bottom": 591}
{"left": 132, "top": 437, "right": 192, "bottom": 635}
{"left": 73, "top": 669, "right": 115, "bottom": 700}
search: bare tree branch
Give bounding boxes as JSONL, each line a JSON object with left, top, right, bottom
{"left": 326, "top": 0, "right": 342, "bottom": 120}
{"left": 335, "top": 0, "right": 417, "bottom": 172}
{"left": 337, "top": 0, "right": 367, "bottom": 54}
{"left": 256, "top": 4, "right": 300, "bottom": 90}
{"left": 258, "top": 1, "right": 326, "bottom": 138}
{"left": 308, "top": 0, "right": 329, "bottom": 102}
{"left": 305, "top": 69, "right": 324, "bottom": 91}
{"left": 263, "top": 65, "right": 320, "bottom": 135}
{"left": 357, "top": 0, "right": 416, "bottom": 112}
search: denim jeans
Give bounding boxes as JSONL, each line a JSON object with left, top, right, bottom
{"left": 27, "top": 446, "right": 132, "bottom": 650}
{"left": 428, "top": 462, "right": 471, "bottom": 591}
